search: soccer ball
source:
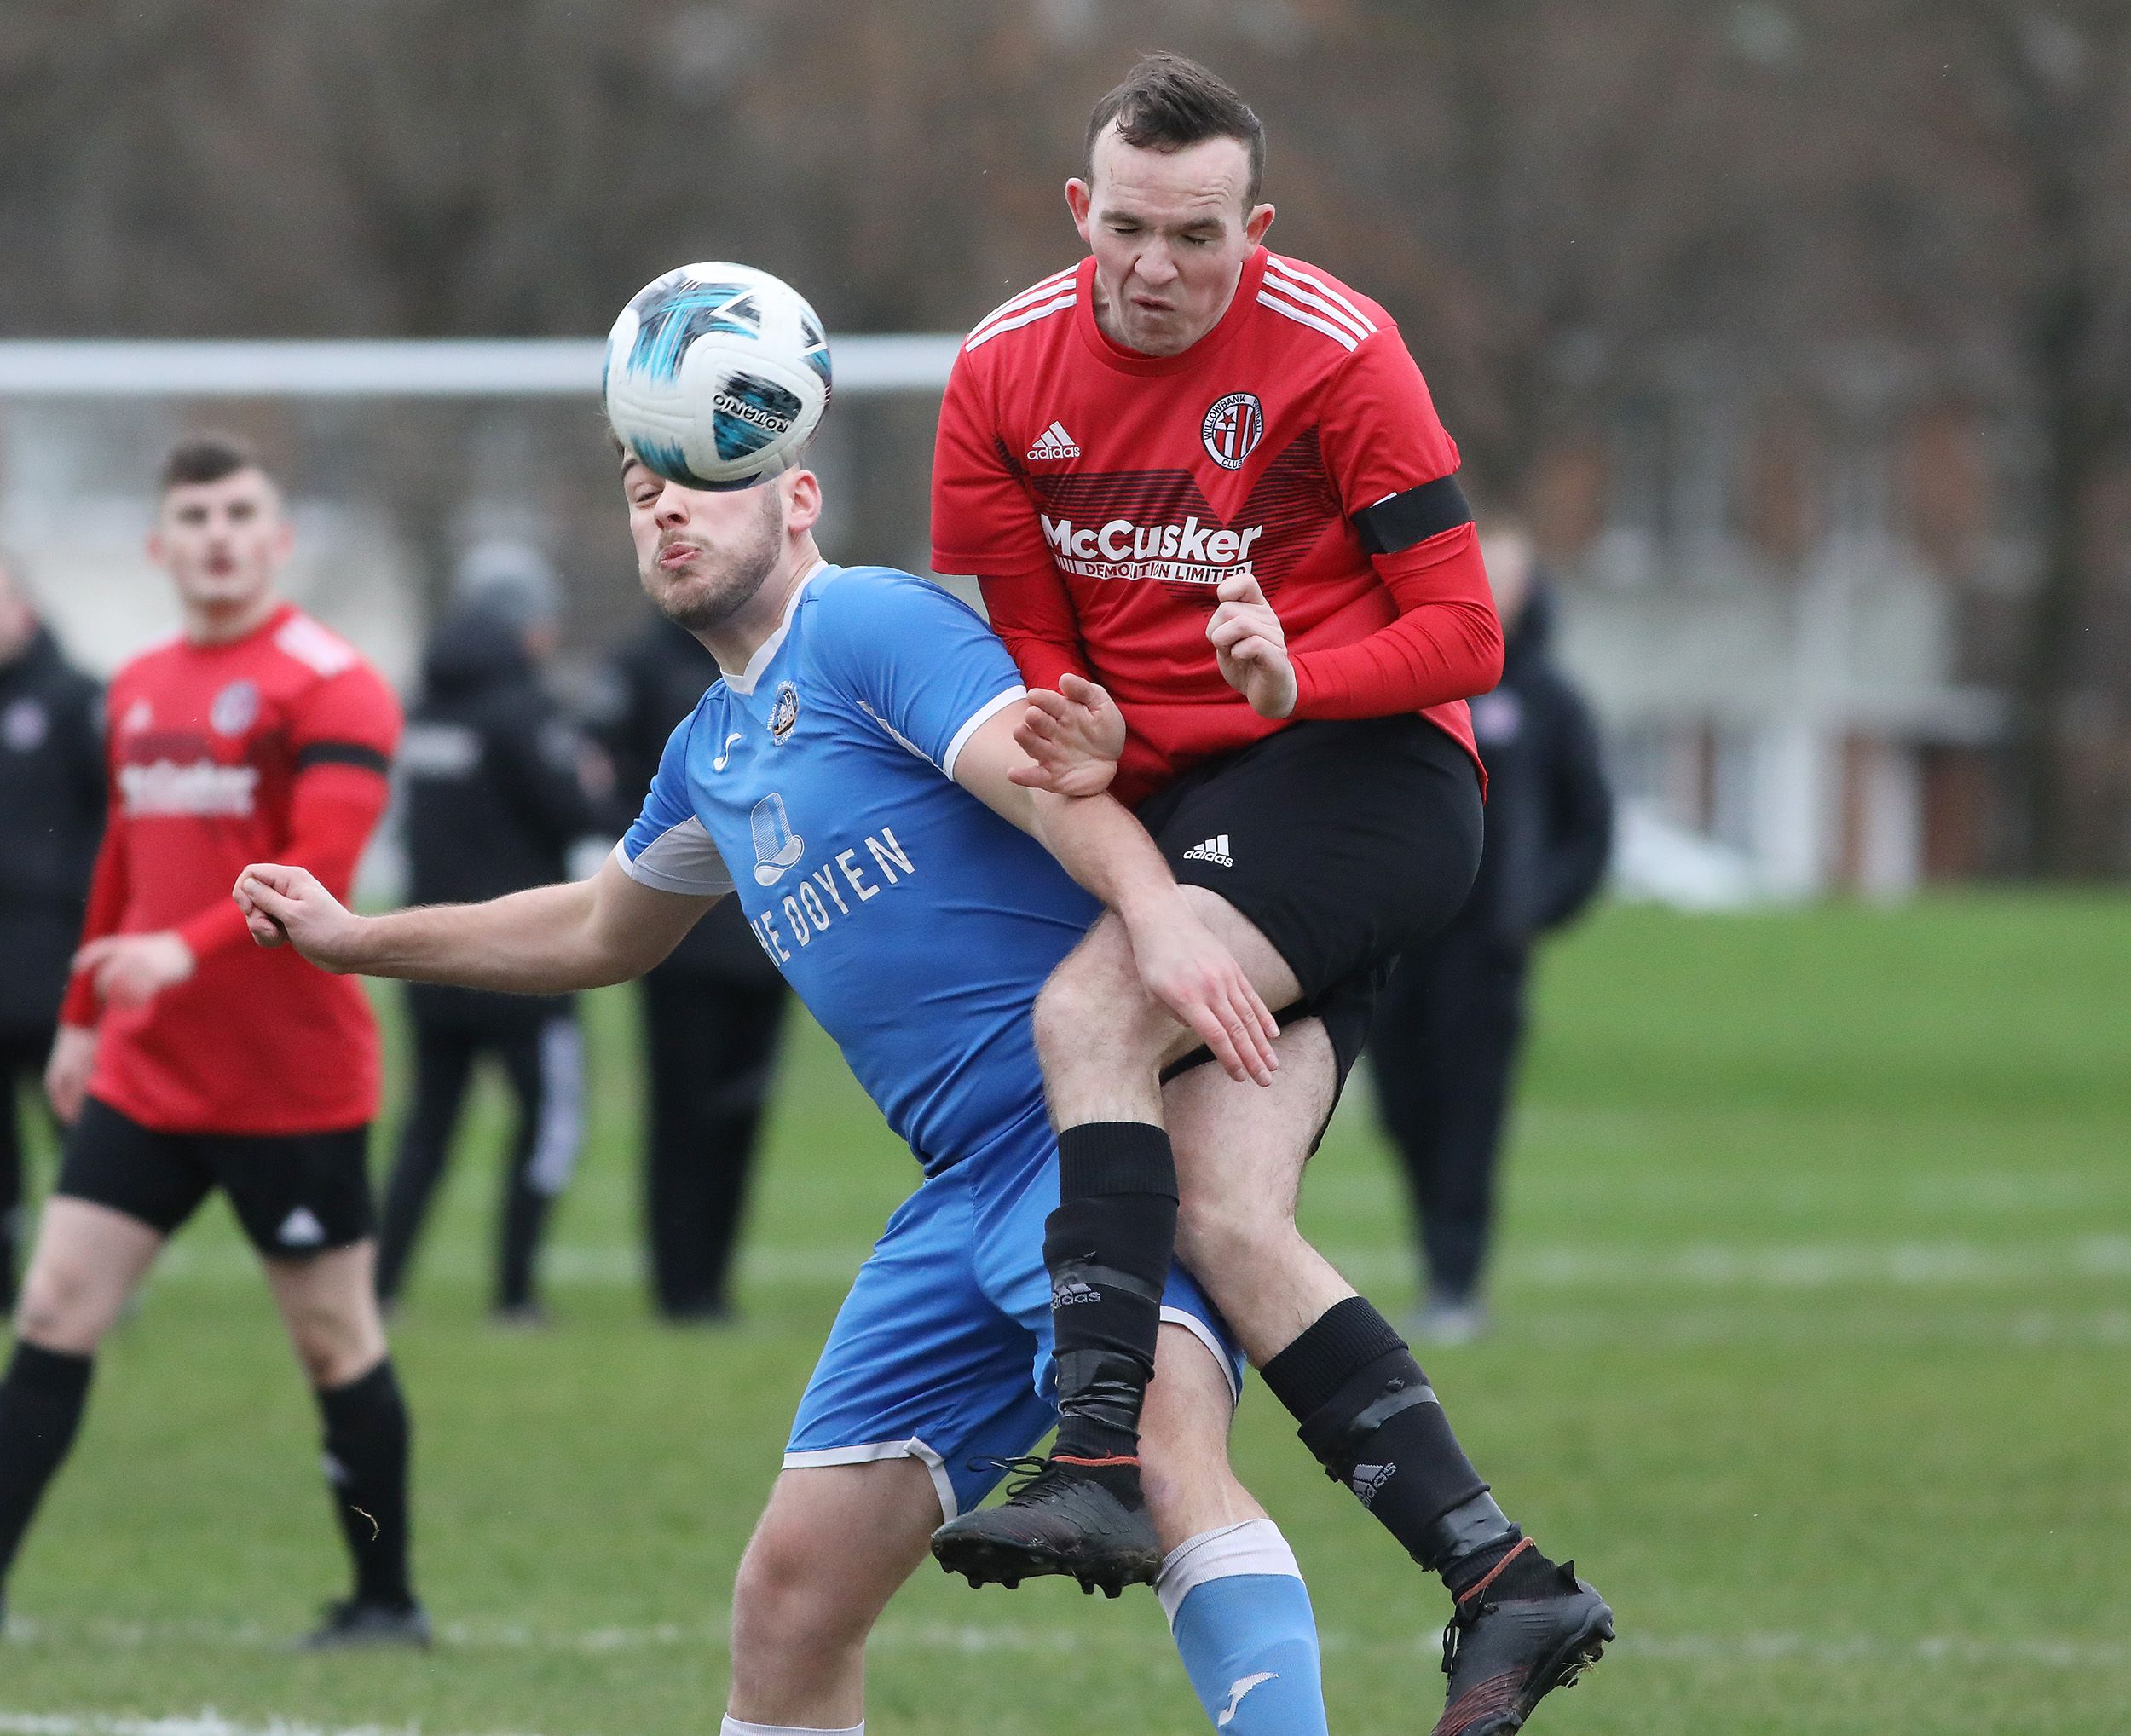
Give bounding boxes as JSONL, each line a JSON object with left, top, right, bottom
{"left": 603, "top": 262, "right": 833, "bottom": 491}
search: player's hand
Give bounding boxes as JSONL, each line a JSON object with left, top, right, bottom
{"left": 1122, "top": 894, "right": 1280, "bottom": 1087}
{"left": 43, "top": 1025, "right": 97, "bottom": 1125}
{"left": 234, "top": 862, "right": 365, "bottom": 973}
{"left": 72, "top": 931, "right": 195, "bottom": 1012}
{"left": 1010, "top": 674, "right": 1125, "bottom": 797}
{"left": 1208, "top": 575, "right": 1297, "bottom": 720}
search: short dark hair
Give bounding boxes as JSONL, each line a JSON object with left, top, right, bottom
{"left": 1085, "top": 54, "right": 1266, "bottom": 210}
{"left": 159, "top": 432, "right": 272, "bottom": 495}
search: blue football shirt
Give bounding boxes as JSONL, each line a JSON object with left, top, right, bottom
{"left": 617, "top": 563, "right": 1098, "bottom": 1174}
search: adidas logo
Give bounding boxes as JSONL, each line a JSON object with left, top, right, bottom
{"left": 1181, "top": 834, "right": 1234, "bottom": 868}
{"left": 1350, "top": 1461, "right": 1397, "bottom": 1507}
{"left": 1025, "top": 420, "right": 1082, "bottom": 460}
{"left": 277, "top": 1206, "right": 326, "bottom": 1248}
{"left": 1051, "top": 1277, "right": 1102, "bottom": 1306}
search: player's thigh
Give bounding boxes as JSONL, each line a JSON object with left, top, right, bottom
{"left": 14, "top": 1196, "right": 165, "bottom": 1350}
{"left": 1147, "top": 715, "right": 1484, "bottom": 1007}
{"left": 790, "top": 1160, "right": 1049, "bottom": 1521}
{"left": 1139, "top": 1320, "right": 1262, "bottom": 1554}
{"left": 262, "top": 1240, "right": 388, "bottom": 1387}
{"left": 735, "top": 1457, "right": 940, "bottom": 1645}
{"left": 1036, "top": 895, "right": 1300, "bottom": 1074}
{"left": 1164, "top": 1015, "right": 1337, "bottom": 1237}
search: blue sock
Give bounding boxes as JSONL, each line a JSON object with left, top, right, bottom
{"left": 1159, "top": 1520, "right": 1329, "bottom": 1734}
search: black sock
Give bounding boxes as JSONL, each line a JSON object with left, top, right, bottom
{"left": 497, "top": 1184, "right": 554, "bottom": 1313}
{"left": 316, "top": 1358, "right": 415, "bottom": 1609}
{"left": 0, "top": 1341, "right": 94, "bottom": 1592}
{"left": 1044, "top": 1122, "right": 1178, "bottom": 1466}
{"left": 1262, "top": 1298, "right": 1559, "bottom": 1596}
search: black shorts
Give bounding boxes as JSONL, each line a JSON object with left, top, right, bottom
{"left": 1140, "top": 713, "right": 1485, "bottom": 1086}
{"left": 55, "top": 1097, "right": 374, "bottom": 1260}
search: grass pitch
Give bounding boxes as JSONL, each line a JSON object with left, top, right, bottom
{"left": 1, "top": 896, "right": 2125, "bottom": 1734}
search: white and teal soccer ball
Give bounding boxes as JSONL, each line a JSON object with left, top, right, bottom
{"left": 603, "top": 262, "right": 832, "bottom": 491}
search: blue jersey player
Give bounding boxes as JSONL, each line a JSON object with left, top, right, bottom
{"left": 235, "top": 454, "right": 1335, "bottom": 1736}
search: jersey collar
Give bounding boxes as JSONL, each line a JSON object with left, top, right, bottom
{"left": 1072, "top": 246, "right": 1269, "bottom": 378}
{"left": 722, "top": 558, "right": 828, "bottom": 696}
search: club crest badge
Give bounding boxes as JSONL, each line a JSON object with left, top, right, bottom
{"left": 210, "top": 679, "right": 260, "bottom": 736}
{"left": 769, "top": 680, "right": 800, "bottom": 742}
{"left": 1201, "top": 392, "right": 1265, "bottom": 470}
{"left": 2, "top": 698, "right": 48, "bottom": 753}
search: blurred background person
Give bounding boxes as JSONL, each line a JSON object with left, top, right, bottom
{"left": 3, "top": 435, "right": 420, "bottom": 1647}
{"left": 0, "top": 554, "right": 104, "bottom": 1306}
{"left": 374, "top": 544, "right": 609, "bottom": 1325}
{"left": 1367, "top": 523, "right": 1613, "bottom": 1344}
{"left": 597, "top": 611, "right": 788, "bottom": 1324}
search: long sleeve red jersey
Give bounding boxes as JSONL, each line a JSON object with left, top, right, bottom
{"left": 61, "top": 603, "right": 400, "bottom": 1134}
{"left": 930, "top": 247, "right": 1502, "bottom": 805}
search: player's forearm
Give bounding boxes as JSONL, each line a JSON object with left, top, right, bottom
{"left": 1289, "top": 523, "right": 1504, "bottom": 718}
{"left": 185, "top": 773, "right": 390, "bottom": 967}
{"left": 344, "top": 880, "right": 633, "bottom": 993}
{"left": 1027, "top": 789, "right": 1184, "bottom": 930}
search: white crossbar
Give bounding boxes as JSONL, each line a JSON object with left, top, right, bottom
{"left": 0, "top": 336, "right": 962, "bottom": 398}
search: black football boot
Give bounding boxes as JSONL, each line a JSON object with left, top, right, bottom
{"left": 1432, "top": 1544, "right": 1613, "bottom": 1736}
{"left": 295, "top": 1595, "right": 435, "bottom": 1650}
{"left": 930, "top": 1453, "right": 1161, "bottom": 1595}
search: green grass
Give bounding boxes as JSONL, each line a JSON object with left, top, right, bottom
{"left": 3, "top": 894, "right": 2127, "bottom": 1733}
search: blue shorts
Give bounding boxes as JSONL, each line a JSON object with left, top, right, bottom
{"left": 785, "top": 1103, "right": 1246, "bottom": 1520}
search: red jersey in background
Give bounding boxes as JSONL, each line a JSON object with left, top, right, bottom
{"left": 61, "top": 603, "right": 400, "bottom": 1134}
{"left": 931, "top": 246, "right": 1501, "bottom": 805}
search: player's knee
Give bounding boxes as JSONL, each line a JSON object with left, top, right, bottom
{"left": 733, "top": 1518, "right": 866, "bottom": 1654}
{"left": 14, "top": 1256, "right": 116, "bottom": 1352}
{"left": 286, "top": 1302, "right": 376, "bottom": 1387}
{"left": 1175, "top": 1187, "right": 1295, "bottom": 1282}
{"left": 1033, "top": 948, "right": 1164, "bottom": 1072}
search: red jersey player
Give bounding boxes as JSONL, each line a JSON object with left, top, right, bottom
{"left": 0, "top": 435, "right": 425, "bottom": 1647}
{"left": 927, "top": 56, "right": 1610, "bottom": 1735}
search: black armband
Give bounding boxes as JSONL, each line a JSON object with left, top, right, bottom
{"left": 1353, "top": 473, "right": 1472, "bottom": 556}
{"left": 297, "top": 741, "right": 391, "bottom": 775}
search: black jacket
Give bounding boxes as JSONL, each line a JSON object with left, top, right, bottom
{"left": 399, "top": 610, "right": 602, "bottom": 1029}
{"left": 0, "top": 627, "right": 104, "bottom": 1031}
{"left": 597, "top": 614, "right": 783, "bottom": 987}
{"left": 1454, "top": 586, "right": 1613, "bottom": 950}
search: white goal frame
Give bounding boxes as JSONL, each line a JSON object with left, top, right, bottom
{"left": 0, "top": 337, "right": 962, "bottom": 399}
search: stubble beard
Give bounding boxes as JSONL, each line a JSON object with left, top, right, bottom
{"left": 646, "top": 492, "right": 785, "bottom": 633}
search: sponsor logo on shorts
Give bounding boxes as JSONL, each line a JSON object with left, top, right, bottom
{"left": 277, "top": 1206, "right": 326, "bottom": 1248}
{"left": 1181, "top": 834, "right": 1234, "bottom": 868}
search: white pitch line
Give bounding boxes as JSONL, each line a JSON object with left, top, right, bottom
{"left": 0, "top": 1715, "right": 544, "bottom": 1736}
{"left": 6, "top": 1618, "right": 2127, "bottom": 1671}
{"left": 141, "top": 1235, "right": 2131, "bottom": 1293}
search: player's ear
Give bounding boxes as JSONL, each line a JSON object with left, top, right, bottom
{"left": 1066, "top": 177, "right": 1094, "bottom": 240}
{"left": 783, "top": 469, "right": 823, "bottom": 534}
{"left": 1244, "top": 201, "right": 1275, "bottom": 247}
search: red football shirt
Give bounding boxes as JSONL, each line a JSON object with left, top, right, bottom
{"left": 60, "top": 603, "right": 400, "bottom": 1134}
{"left": 932, "top": 246, "right": 1502, "bottom": 805}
